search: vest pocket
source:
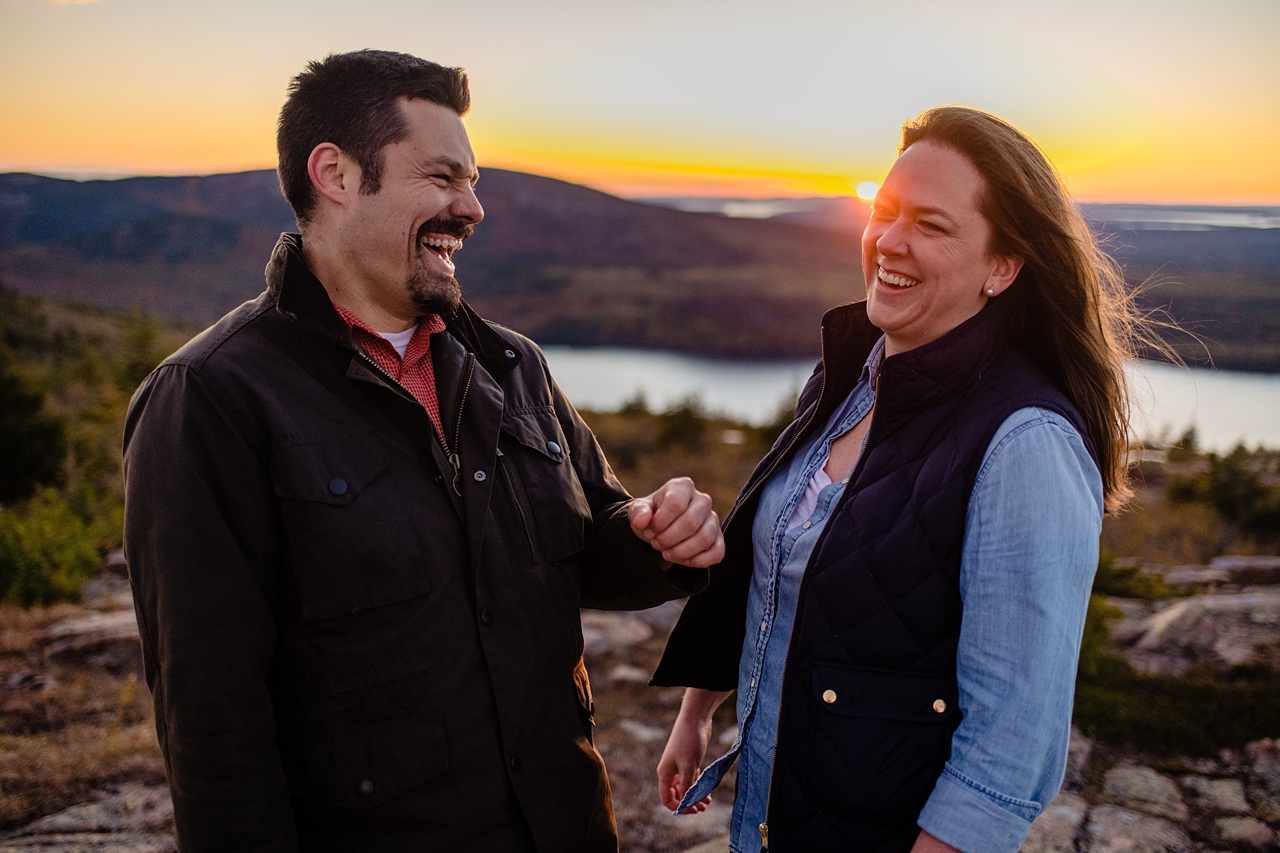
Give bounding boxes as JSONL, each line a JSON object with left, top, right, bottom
{"left": 270, "top": 431, "right": 427, "bottom": 620}
{"left": 804, "top": 663, "right": 959, "bottom": 819}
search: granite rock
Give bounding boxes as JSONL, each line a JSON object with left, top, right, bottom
{"left": 1214, "top": 815, "right": 1277, "bottom": 847}
{"left": 1019, "top": 792, "right": 1086, "bottom": 853}
{"left": 1180, "top": 774, "right": 1250, "bottom": 813}
{"left": 1103, "top": 766, "right": 1189, "bottom": 822}
{"left": 1084, "top": 805, "right": 1194, "bottom": 853}
{"left": 1245, "top": 738, "right": 1280, "bottom": 822}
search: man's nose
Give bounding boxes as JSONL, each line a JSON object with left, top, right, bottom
{"left": 452, "top": 184, "right": 484, "bottom": 225}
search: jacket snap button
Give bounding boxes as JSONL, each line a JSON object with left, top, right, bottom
{"left": 359, "top": 779, "right": 374, "bottom": 796}
{"left": 328, "top": 478, "right": 348, "bottom": 496}
{"left": 509, "top": 753, "right": 521, "bottom": 770}
{"left": 473, "top": 470, "right": 486, "bottom": 481}
{"left": 822, "top": 689, "right": 837, "bottom": 704}
{"left": 481, "top": 607, "right": 493, "bottom": 625}
{"left": 546, "top": 441, "right": 561, "bottom": 455}
{"left": 504, "top": 349, "right": 516, "bottom": 358}
{"left": 933, "top": 699, "right": 947, "bottom": 714}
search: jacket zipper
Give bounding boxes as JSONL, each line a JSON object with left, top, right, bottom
{"left": 759, "top": 369, "right": 880, "bottom": 852}
{"left": 449, "top": 354, "right": 476, "bottom": 495}
{"left": 356, "top": 350, "right": 474, "bottom": 497}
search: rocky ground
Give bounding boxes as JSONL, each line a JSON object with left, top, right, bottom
{"left": 1, "top": 554, "right": 1277, "bottom": 852}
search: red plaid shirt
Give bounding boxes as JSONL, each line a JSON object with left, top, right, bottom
{"left": 334, "top": 305, "right": 447, "bottom": 438}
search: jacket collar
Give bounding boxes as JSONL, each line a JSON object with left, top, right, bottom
{"left": 264, "top": 232, "right": 521, "bottom": 380}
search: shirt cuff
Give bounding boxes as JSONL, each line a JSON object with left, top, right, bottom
{"left": 917, "top": 765, "right": 1039, "bottom": 853}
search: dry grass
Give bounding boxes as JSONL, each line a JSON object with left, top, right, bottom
{"left": 0, "top": 722, "right": 165, "bottom": 828}
{"left": 0, "top": 599, "right": 162, "bottom": 831}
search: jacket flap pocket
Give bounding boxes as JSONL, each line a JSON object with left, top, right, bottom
{"left": 271, "top": 432, "right": 390, "bottom": 504}
{"left": 501, "top": 407, "right": 568, "bottom": 462}
{"left": 283, "top": 710, "right": 449, "bottom": 810}
{"left": 811, "top": 664, "right": 959, "bottom": 723}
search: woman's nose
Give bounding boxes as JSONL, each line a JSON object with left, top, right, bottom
{"left": 876, "top": 218, "right": 908, "bottom": 257}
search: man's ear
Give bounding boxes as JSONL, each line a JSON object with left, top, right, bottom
{"left": 307, "top": 143, "right": 357, "bottom": 208}
{"left": 984, "top": 254, "right": 1024, "bottom": 297}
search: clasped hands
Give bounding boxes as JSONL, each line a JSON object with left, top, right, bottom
{"left": 627, "top": 477, "right": 724, "bottom": 569}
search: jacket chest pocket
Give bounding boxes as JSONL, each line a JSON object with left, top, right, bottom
{"left": 271, "top": 432, "right": 428, "bottom": 620}
{"left": 500, "top": 408, "right": 590, "bottom": 565}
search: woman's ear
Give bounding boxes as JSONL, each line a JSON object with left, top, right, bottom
{"left": 984, "top": 255, "right": 1024, "bottom": 297}
{"left": 306, "top": 142, "right": 355, "bottom": 208}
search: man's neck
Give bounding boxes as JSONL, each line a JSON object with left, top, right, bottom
{"left": 299, "top": 232, "right": 419, "bottom": 334}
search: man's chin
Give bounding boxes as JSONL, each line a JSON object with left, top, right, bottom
{"left": 408, "top": 275, "right": 462, "bottom": 317}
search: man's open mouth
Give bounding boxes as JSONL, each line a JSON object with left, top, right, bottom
{"left": 419, "top": 233, "right": 464, "bottom": 268}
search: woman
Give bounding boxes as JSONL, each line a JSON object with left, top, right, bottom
{"left": 651, "top": 106, "right": 1139, "bottom": 853}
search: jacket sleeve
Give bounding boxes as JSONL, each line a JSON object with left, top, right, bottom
{"left": 547, "top": 377, "right": 710, "bottom": 610}
{"left": 123, "top": 363, "right": 299, "bottom": 853}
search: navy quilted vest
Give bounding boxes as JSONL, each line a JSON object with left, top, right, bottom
{"left": 654, "top": 300, "right": 1095, "bottom": 853}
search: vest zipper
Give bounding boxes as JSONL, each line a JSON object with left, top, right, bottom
{"left": 759, "top": 369, "right": 880, "bottom": 852}
{"left": 356, "top": 350, "right": 473, "bottom": 497}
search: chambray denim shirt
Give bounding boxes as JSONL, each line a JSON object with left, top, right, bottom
{"left": 678, "top": 336, "right": 1104, "bottom": 853}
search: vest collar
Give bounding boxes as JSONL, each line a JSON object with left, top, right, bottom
{"left": 819, "top": 299, "right": 1010, "bottom": 417}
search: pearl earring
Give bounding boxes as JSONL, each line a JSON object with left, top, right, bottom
{"left": 986, "top": 287, "right": 996, "bottom": 296}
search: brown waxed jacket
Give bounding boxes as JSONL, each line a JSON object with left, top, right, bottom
{"left": 123, "top": 233, "right": 707, "bottom": 852}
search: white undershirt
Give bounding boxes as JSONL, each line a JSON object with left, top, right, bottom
{"left": 379, "top": 326, "right": 416, "bottom": 359}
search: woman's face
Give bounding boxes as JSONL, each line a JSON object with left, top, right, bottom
{"left": 862, "top": 140, "right": 1022, "bottom": 356}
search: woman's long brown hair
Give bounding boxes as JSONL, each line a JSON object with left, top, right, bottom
{"left": 901, "top": 106, "right": 1149, "bottom": 513}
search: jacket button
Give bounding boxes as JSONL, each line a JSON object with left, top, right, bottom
{"left": 328, "top": 478, "right": 348, "bottom": 496}
{"left": 473, "top": 470, "right": 486, "bottom": 482}
{"left": 481, "top": 607, "right": 493, "bottom": 625}
{"left": 822, "top": 689, "right": 837, "bottom": 704}
{"left": 509, "top": 753, "right": 521, "bottom": 770}
{"left": 933, "top": 699, "right": 947, "bottom": 714}
{"left": 504, "top": 349, "right": 516, "bottom": 359}
{"left": 546, "top": 441, "right": 561, "bottom": 455}
{"left": 359, "top": 779, "right": 374, "bottom": 796}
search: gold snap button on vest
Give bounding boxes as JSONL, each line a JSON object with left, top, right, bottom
{"left": 933, "top": 699, "right": 947, "bottom": 714}
{"left": 822, "top": 689, "right": 837, "bottom": 704}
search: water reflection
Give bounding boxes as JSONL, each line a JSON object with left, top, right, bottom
{"left": 543, "top": 346, "right": 1280, "bottom": 452}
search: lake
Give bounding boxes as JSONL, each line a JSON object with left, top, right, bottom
{"left": 542, "top": 346, "right": 1280, "bottom": 453}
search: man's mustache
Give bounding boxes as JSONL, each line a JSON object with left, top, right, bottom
{"left": 417, "top": 216, "right": 474, "bottom": 241}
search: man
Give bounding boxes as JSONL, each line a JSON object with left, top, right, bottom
{"left": 123, "top": 50, "right": 723, "bottom": 852}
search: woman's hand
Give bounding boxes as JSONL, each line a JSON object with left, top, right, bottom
{"left": 657, "top": 688, "right": 733, "bottom": 813}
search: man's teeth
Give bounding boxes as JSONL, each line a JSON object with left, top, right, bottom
{"left": 421, "top": 236, "right": 463, "bottom": 252}
{"left": 878, "top": 268, "right": 919, "bottom": 288}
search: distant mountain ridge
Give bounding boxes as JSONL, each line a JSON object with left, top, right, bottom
{"left": 1, "top": 169, "right": 1277, "bottom": 369}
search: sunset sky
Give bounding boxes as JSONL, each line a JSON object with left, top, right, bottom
{"left": 2, "top": 0, "right": 1277, "bottom": 202}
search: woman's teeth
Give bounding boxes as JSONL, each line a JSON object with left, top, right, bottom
{"left": 878, "top": 267, "right": 919, "bottom": 288}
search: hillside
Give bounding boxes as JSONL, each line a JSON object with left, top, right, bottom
{"left": 1, "top": 170, "right": 1277, "bottom": 367}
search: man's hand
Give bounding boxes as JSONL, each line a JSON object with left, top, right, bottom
{"left": 627, "top": 477, "right": 724, "bottom": 568}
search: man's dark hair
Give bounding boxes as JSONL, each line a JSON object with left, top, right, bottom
{"left": 277, "top": 50, "right": 470, "bottom": 223}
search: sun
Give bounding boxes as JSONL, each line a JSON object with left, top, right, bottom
{"left": 855, "top": 181, "right": 879, "bottom": 201}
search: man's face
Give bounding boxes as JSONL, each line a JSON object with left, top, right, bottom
{"left": 343, "top": 97, "right": 483, "bottom": 318}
